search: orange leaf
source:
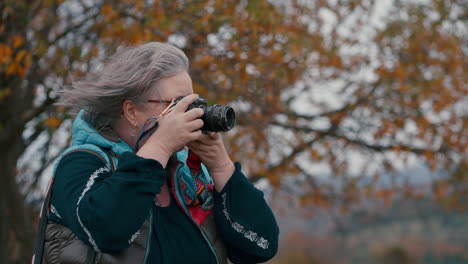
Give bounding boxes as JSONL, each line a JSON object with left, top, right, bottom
{"left": 6, "top": 63, "right": 17, "bottom": 75}
{"left": 45, "top": 116, "right": 62, "bottom": 128}
{"left": 424, "top": 150, "right": 434, "bottom": 162}
{"left": 12, "top": 35, "right": 24, "bottom": 49}
{"left": 0, "top": 44, "right": 12, "bottom": 64}
{"left": 15, "top": 50, "right": 27, "bottom": 63}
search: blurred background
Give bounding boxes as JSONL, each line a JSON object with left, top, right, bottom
{"left": 0, "top": 0, "right": 466, "bottom": 263}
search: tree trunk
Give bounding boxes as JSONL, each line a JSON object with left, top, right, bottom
{"left": 0, "top": 132, "right": 35, "bottom": 264}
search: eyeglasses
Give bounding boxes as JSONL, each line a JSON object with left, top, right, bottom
{"left": 147, "top": 99, "right": 173, "bottom": 104}
{"left": 146, "top": 98, "right": 178, "bottom": 120}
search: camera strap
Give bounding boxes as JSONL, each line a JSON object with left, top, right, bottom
{"left": 133, "top": 99, "right": 177, "bottom": 152}
{"left": 133, "top": 116, "right": 159, "bottom": 152}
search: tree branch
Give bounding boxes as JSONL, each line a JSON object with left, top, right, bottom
{"left": 22, "top": 96, "right": 55, "bottom": 124}
{"left": 47, "top": 10, "right": 101, "bottom": 47}
{"left": 249, "top": 135, "right": 324, "bottom": 183}
{"left": 29, "top": 137, "right": 68, "bottom": 196}
{"left": 280, "top": 82, "right": 379, "bottom": 121}
{"left": 270, "top": 120, "right": 434, "bottom": 153}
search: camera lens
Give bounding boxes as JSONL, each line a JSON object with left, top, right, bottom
{"left": 202, "top": 105, "right": 236, "bottom": 132}
{"left": 224, "top": 107, "right": 235, "bottom": 130}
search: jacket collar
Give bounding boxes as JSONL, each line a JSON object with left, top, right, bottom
{"left": 71, "top": 109, "right": 133, "bottom": 156}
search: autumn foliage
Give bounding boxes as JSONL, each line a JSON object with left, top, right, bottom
{"left": 0, "top": 0, "right": 466, "bottom": 263}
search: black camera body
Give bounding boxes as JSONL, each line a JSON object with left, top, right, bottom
{"left": 175, "top": 96, "right": 236, "bottom": 132}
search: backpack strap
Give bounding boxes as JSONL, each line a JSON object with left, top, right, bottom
{"left": 32, "top": 176, "right": 54, "bottom": 264}
{"left": 33, "top": 148, "right": 116, "bottom": 264}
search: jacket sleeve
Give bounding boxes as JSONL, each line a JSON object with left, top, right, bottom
{"left": 50, "top": 151, "right": 166, "bottom": 253}
{"left": 213, "top": 162, "right": 279, "bottom": 263}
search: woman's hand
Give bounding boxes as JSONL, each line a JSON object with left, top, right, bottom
{"left": 187, "top": 132, "right": 235, "bottom": 192}
{"left": 137, "top": 94, "right": 204, "bottom": 166}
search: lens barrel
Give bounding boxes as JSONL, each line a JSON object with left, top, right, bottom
{"left": 201, "top": 105, "right": 236, "bottom": 132}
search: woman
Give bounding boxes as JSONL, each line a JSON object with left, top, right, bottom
{"left": 43, "top": 42, "right": 279, "bottom": 263}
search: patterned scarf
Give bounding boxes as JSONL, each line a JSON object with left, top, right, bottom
{"left": 134, "top": 116, "right": 213, "bottom": 211}
{"left": 175, "top": 150, "right": 214, "bottom": 210}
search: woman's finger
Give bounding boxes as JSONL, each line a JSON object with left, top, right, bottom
{"left": 188, "top": 130, "right": 203, "bottom": 142}
{"left": 207, "top": 132, "right": 219, "bottom": 139}
{"left": 172, "top": 94, "right": 199, "bottom": 113}
{"left": 184, "top": 108, "right": 204, "bottom": 121}
{"left": 186, "top": 119, "right": 204, "bottom": 132}
{"left": 188, "top": 139, "right": 211, "bottom": 149}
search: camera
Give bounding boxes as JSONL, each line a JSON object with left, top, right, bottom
{"left": 175, "top": 96, "right": 235, "bottom": 132}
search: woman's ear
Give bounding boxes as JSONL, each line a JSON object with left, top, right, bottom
{"left": 122, "top": 99, "right": 138, "bottom": 125}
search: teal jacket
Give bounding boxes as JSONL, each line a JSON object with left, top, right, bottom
{"left": 48, "top": 110, "right": 279, "bottom": 263}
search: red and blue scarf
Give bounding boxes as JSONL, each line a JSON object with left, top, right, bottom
{"left": 134, "top": 116, "right": 214, "bottom": 213}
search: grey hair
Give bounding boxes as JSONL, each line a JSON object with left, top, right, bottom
{"left": 59, "top": 42, "right": 189, "bottom": 140}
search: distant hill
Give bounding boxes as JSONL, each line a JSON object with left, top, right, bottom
{"left": 269, "top": 164, "right": 468, "bottom": 264}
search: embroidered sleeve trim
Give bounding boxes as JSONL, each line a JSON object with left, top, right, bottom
{"left": 221, "top": 193, "right": 270, "bottom": 250}
{"left": 51, "top": 205, "right": 62, "bottom": 219}
{"left": 128, "top": 229, "right": 141, "bottom": 244}
{"left": 76, "top": 166, "right": 110, "bottom": 253}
